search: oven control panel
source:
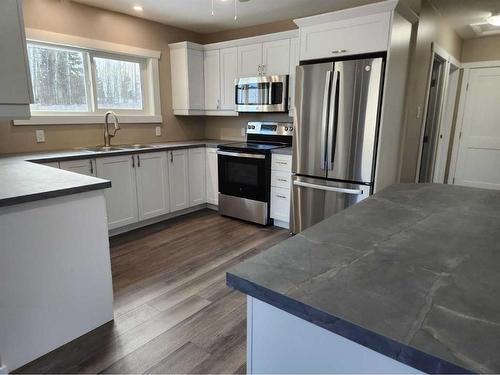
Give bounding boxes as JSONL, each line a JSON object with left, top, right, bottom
{"left": 247, "top": 122, "right": 294, "bottom": 136}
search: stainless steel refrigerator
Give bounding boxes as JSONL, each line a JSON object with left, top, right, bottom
{"left": 292, "top": 56, "right": 385, "bottom": 233}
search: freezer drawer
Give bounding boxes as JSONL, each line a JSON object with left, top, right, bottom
{"left": 291, "top": 175, "right": 370, "bottom": 234}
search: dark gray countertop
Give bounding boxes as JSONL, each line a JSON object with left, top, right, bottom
{"left": 0, "top": 139, "right": 233, "bottom": 208}
{"left": 271, "top": 146, "right": 292, "bottom": 155}
{"left": 227, "top": 183, "right": 500, "bottom": 374}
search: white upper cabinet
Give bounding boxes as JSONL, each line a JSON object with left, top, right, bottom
{"left": 219, "top": 47, "right": 238, "bottom": 111}
{"left": 262, "top": 39, "right": 290, "bottom": 76}
{"left": 96, "top": 155, "right": 139, "bottom": 230}
{"left": 0, "top": 0, "right": 32, "bottom": 119}
{"left": 59, "top": 159, "right": 96, "bottom": 177}
{"left": 135, "top": 152, "right": 170, "bottom": 221}
{"left": 296, "top": 12, "right": 391, "bottom": 61}
{"left": 204, "top": 50, "right": 221, "bottom": 111}
{"left": 237, "top": 43, "right": 263, "bottom": 77}
{"left": 206, "top": 147, "right": 219, "bottom": 206}
{"left": 168, "top": 149, "right": 189, "bottom": 212}
{"left": 169, "top": 42, "right": 205, "bottom": 115}
{"left": 188, "top": 148, "right": 206, "bottom": 207}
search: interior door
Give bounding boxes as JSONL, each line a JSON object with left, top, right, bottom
{"left": 453, "top": 67, "right": 500, "bottom": 190}
{"left": 293, "top": 62, "right": 334, "bottom": 179}
{"left": 327, "top": 58, "right": 383, "bottom": 184}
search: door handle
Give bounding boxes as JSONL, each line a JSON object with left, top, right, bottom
{"left": 321, "top": 71, "right": 333, "bottom": 170}
{"left": 293, "top": 180, "right": 364, "bottom": 195}
{"left": 327, "top": 70, "right": 339, "bottom": 170}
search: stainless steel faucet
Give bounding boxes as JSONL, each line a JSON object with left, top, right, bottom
{"left": 104, "top": 111, "right": 120, "bottom": 147}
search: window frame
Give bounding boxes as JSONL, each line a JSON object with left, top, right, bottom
{"left": 15, "top": 29, "right": 162, "bottom": 125}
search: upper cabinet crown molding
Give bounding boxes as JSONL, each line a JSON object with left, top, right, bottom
{"left": 203, "top": 30, "right": 299, "bottom": 51}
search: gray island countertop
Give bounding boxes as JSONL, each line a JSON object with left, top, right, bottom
{"left": 227, "top": 183, "right": 500, "bottom": 373}
{"left": 0, "top": 139, "right": 233, "bottom": 208}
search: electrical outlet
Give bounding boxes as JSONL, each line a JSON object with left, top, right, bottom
{"left": 155, "top": 126, "right": 162, "bottom": 136}
{"left": 35, "top": 129, "right": 45, "bottom": 143}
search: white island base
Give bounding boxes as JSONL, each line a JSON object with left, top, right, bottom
{"left": 0, "top": 191, "right": 114, "bottom": 372}
{"left": 247, "top": 296, "right": 421, "bottom": 374}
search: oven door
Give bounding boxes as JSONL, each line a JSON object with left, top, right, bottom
{"left": 217, "top": 150, "right": 269, "bottom": 202}
{"left": 235, "top": 76, "right": 288, "bottom": 112}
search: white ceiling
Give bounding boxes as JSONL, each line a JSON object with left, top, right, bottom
{"left": 73, "top": 0, "right": 419, "bottom": 34}
{"left": 431, "top": 0, "right": 500, "bottom": 39}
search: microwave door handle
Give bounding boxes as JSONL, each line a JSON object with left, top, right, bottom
{"left": 268, "top": 82, "right": 273, "bottom": 105}
{"left": 293, "top": 180, "right": 364, "bottom": 195}
{"left": 321, "top": 71, "right": 333, "bottom": 170}
{"left": 327, "top": 70, "right": 340, "bottom": 170}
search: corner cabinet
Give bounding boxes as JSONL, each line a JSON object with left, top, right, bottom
{"left": 59, "top": 159, "right": 96, "bottom": 177}
{"left": 0, "top": 0, "right": 33, "bottom": 119}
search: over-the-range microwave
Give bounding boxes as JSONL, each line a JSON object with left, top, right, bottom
{"left": 235, "top": 75, "right": 288, "bottom": 113}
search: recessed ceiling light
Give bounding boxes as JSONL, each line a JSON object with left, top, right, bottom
{"left": 133, "top": 5, "right": 143, "bottom": 12}
{"left": 487, "top": 13, "right": 500, "bottom": 26}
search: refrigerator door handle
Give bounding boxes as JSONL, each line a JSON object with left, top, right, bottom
{"left": 293, "top": 180, "right": 364, "bottom": 195}
{"left": 320, "top": 70, "right": 333, "bottom": 170}
{"left": 326, "top": 70, "right": 340, "bottom": 170}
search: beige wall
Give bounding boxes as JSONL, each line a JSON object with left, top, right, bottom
{"left": 0, "top": 0, "right": 205, "bottom": 154}
{"left": 462, "top": 35, "right": 500, "bottom": 63}
{"left": 399, "top": 0, "right": 463, "bottom": 182}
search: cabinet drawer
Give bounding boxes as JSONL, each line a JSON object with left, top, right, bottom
{"left": 272, "top": 154, "right": 292, "bottom": 172}
{"left": 271, "top": 170, "right": 291, "bottom": 189}
{"left": 299, "top": 13, "right": 390, "bottom": 61}
{"left": 270, "top": 187, "right": 290, "bottom": 222}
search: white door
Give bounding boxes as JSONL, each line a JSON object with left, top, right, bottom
{"left": 168, "top": 149, "right": 189, "bottom": 212}
{"left": 220, "top": 47, "right": 238, "bottom": 110}
{"left": 135, "top": 152, "right": 170, "bottom": 221}
{"left": 188, "top": 147, "right": 206, "bottom": 206}
{"left": 206, "top": 147, "right": 219, "bottom": 206}
{"left": 262, "top": 39, "right": 290, "bottom": 76}
{"left": 59, "top": 159, "right": 96, "bottom": 176}
{"left": 454, "top": 67, "right": 500, "bottom": 190}
{"left": 237, "top": 43, "right": 262, "bottom": 77}
{"left": 204, "top": 49, "right": 220, "bottom": 110}
{"left": 288, "top": 37, "right": 299, "bottom": 116}
{"left": 96, "top": 155, "right": 139, "bottom": 230}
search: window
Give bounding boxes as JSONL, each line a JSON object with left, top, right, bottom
{"left": 16, "top": 32, "right": 162, "bottom": 125}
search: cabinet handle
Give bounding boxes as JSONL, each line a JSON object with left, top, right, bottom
{"left": 170, "top": 152, "right": 173, "bottom": 163}
{"left": 132, "top": 155, "right": 135, "bottom": 168}
{"left": 276, "top": 194, "right": 287, "bottom": 199}
{"left": 217, "top": 99, "right": 220, "bottom": 110}
{"left": 258, "top": 64, "right": 261, "bottom": 75}
{"left": 277, "top": 178, "right": 287, "bottom": 182}
{"left": 89, "top": 160, "right": 93, "bottom": 174}
{"left": 331, "top": 49, "right": 347, "bottom": 54}
{"left": 261, "top": 64, "right": 266, "bottom": 75}
{"left": 137, "top": 155, "right": 141, "bottom": 168}
{"left": 277, "top": 161, "right": 288, "bottom": 165}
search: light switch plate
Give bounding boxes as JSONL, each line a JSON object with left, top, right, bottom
{"left": 155, "top": 126, "right": 161, "bottom": 136}
{"left": 35, "top": 129, "right": 45, "bottom": 143}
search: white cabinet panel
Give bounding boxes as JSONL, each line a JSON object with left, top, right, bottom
{"left": 206, "top": 147, "right": 219, "bottom": 206}
{"left": 204, "top": 50, "right": 221, "bottom": 111}
{"left": 188, "top": 147, "right": 206, "bottom": 206}
{"left": 59, "top": 159, "right": 96, "bottom": 176}
{"left": 168, "top": 149, "right": 189, "bottom": 212}
{"left": 262, "top": 39, "right": 290, "bottom": 76}
{"left": 288, "top": 37, "right": 299, "bottom": 116}
{"left": 0, "top": 0, "right": 32, "bottom": 119}
{"left": 271, "top": 154, "right": 292, "bottom": 172}
{"left": 237, "top": 43, "right": 262, "bottom": 78}
{"left": 135, "top": 152, "right": 170, "bottom": 221}
{"left": 220, "top": 47, "right": 238, "bottom": 110}
{"left": 299, "top": 13, "right": 391, "bottom": 61}
{"left": 270, "top": 187, "right": 290, "bottom": 223}
{"left": 39, "top": 161, "right": 60, "bottom": 169}
{"left": 96, "top": 155, "right": 138, "bottom": 230}
{"left": 271, "top": 170, "right": 291, "bottom": 189}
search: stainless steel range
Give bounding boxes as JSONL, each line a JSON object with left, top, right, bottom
{"left": 217, "top": 121, "right": 293, "bottom": 225}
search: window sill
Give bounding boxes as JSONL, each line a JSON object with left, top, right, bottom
{"left": 13, "top": 114, "right": 163, "bottom": 126}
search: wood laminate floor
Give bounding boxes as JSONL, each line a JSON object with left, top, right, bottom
{"left": 16, "top": 209, "right": 290, "bottom": 374}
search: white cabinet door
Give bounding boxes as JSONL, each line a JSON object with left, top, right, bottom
{"left": 39, "top": 161, "right": 60, "bottom": 169}
{"left": 0, "top": 0, "right": 32, "bottom": 119}
{"left": 96, "top": 155, "right": 139, "bottom": 230}
{"left": 220, "top": 47, "right": 238, "bottom": 110}
{"left": 270, "top": 187, "right": 291, "bottom": 223}
{"left": 188, "top": 147, "right": 206, "bottom": 206}
{"left": 135, "top": 152, "right": 170, "bottom": 221}
{"left": 288, "top": 37, "right": 299, "bottom": 116}
{"left": 206, "top": 147, "right": 219, "bottom": 206}
{"left": 262, "top": 39, "right": 290, "bottom": 76}
{"left": 204, "top": 50, "right": 221, "bottom": 110}
{"left": 59, "top": 159, "right": 96, "bottom": 176}
{"left": 167, "top": 149, "right": 189, "bottom": 212}
{"left": 188, "top": 48, "right": 205, "bottom": 110}
{"left": 237, "top": 43, "right": 262, "bottom": 77}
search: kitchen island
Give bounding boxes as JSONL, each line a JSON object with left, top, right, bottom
{"left": 227, "top": 183, "right": 500, "bottom": 373}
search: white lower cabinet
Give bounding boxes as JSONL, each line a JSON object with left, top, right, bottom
{"left": 59, "top": 158, "right": 96, "bottom": 176}
{"left": 270, "top": 153, "right": 292, "bottom": 229}
{"left": 135, "top": 152, "right": 170, "bottom": 221}
{"left": 206, "top": 147, "right": 219, "bottom": 206}
{"left": 188, "top": 148, "right": 206, "bottom": 206}
{"left": 96, "top": 155, "right": 139, "bottom": 230}
{"left": 168, "top": 149, "right": 190, "bottom": 212}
